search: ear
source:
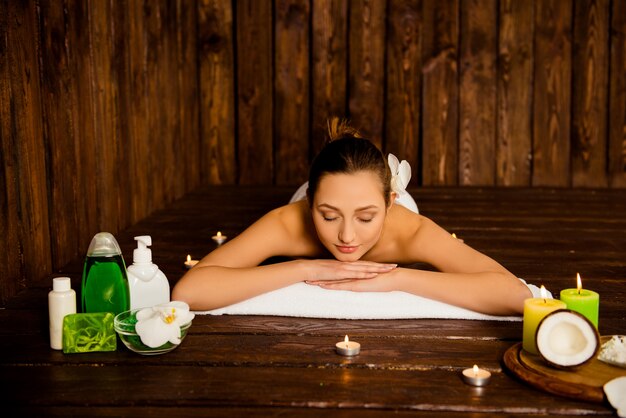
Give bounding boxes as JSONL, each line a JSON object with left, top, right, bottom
{"left": 388, "top": 191, "right": 398, "bottom": 209}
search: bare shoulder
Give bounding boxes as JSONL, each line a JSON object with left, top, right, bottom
{"left": 198, "top": 200, "right": 320, "bottom": 268}
{"left": 276, "top": 200, "right": 326, "bottom": 254}
{"left": 248, "top": 200, "right": 324, "bottom": 257}
{"left": 365, "top": 205, "right": 422, "bottom": 262}
{"left": 376, "top": 206, "right": 467, "bottom": 262}
{"left": 388, "top": 207, "right": 509, "bottom": 274}
{"left": 387, "top": 208, "right": 456, "bottom": 261}
{"left": 270, "top": 200, "right": 309, "bottom": 234}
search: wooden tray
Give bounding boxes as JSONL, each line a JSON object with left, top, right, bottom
{"left": 503, "top": 337, "right": 626, "bottom": 404}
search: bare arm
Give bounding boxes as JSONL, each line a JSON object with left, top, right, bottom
{"left": 395, "top": 268, "right": 529, "bottom": 315}
{"left": 399, "top": 217, "right": 531, "bottom": 314}
{"left": 172, "top": 204, "right": 395, "bottom": 311}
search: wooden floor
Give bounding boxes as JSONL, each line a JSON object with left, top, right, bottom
{"left": 1, "top": 186, "right": 625, "bottom": 417}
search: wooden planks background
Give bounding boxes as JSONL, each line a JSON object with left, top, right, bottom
{"left": 0, "top": 0, "right": 200, "bottom": 303}
{"left": 224, "top": 0, "right": 626, "bottom": 187}
{"left": 0, "top": 0, "right": 625, "bottom": 304}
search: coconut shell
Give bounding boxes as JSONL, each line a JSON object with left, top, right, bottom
{"left": 535, "top": 309, "right": 600, "bottom": 370}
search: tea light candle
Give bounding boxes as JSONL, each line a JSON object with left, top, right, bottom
{"left": 559, "top": 273, "right": 599, "bottom": 329}
{"left": 335, "top": 335, "right": 360, "bottom": 356}
{"left": 184, "top": 255, "right": 198, "bottom": 269}
{"left": 212, "top": 231, "right": 227, "bottom": 245}
{"left": 462, "top": 365, "right": 491, "bottom": 386}
{"left": 522, "top": 285, "right": 567, "bottom": 354}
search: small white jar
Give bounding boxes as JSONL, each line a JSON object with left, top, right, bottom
{"left": 48, "top": 277, "right": 76, "bottom": 350}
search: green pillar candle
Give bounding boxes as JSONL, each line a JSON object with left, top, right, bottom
{"left": 559, "top": 273, "right": 599, "bottom": 329}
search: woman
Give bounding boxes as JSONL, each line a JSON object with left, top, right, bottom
{"left": 172, "top": 118, "right": 531, "bottom": 315}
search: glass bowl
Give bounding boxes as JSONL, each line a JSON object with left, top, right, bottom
{"left": 114, "top": 308, "right": 192, "bottom": 355}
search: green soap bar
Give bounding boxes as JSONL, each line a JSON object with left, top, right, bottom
{"left": 62, "top": 312, "right": 117, "bottom": 353}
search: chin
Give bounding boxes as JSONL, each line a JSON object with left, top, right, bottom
{"left": 333, "top": 253, "right": 361, "bottom": 262}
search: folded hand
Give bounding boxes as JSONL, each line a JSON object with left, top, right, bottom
{"left": 302, "top": 259, "right": 396, "bottom": 282}
{"left": 307, "top": 271, "right": 397, "bottom": 292}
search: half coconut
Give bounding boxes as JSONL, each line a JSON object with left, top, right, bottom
{"left": 535, "top": 309, "right": 599, "bottom": 369}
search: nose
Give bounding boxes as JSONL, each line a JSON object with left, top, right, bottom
{"left": 338, "top": 220, "right": 355, "bottom": 244}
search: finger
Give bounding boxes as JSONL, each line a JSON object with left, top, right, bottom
{"left": 305, "top": 274, "right": 377, "bottom": 286}
{"left": 319, "top": 280, "right": 364, "bottom": 292}
{"left": 317, "top": 267, "right": 380, "bottom": 280}
{"left": 341, "top": 264, "right": 396, "bottom": 274}
{"left": 344, "top": 261, "right": 397, "bottom": 269}
{"left": 306, "top": 278, "right": 363, "bottom": 286}
{"left": 340, "top": 271, "right": 379, "bottom": 279}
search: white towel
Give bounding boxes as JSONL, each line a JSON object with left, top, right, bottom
{"left": 197, "top": 279, "right": 550, "bottom": 321}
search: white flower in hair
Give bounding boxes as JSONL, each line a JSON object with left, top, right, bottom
{"left": 388, "top": 153, "right": 411, "bottom": 194}
{"left": 387, "top": 153, "right": 419, "bottom": 213}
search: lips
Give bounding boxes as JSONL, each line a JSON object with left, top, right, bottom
{"left": 336, "top": 245, "right": 359, "bottom": 254}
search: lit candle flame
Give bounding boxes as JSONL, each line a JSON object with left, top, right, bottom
{"left": 344, "top": 335, "right": 349, "bottom": 348}
{"left": 473, "top": 364, "right": 479, "bottom": 376}
{"left": 577, "top": 273, "right": 582, "bottom": 294}
{"left": 217, "top": 231, "right": 222, "bottom": 238}
{"left": 452, "top": 233, "right": 457, "bottom": 239}
{"left": 540, "top": 285, "right": 547, "bottom": 302}
{"left": 186, "top": 254, "right": 191, "bottom": 263}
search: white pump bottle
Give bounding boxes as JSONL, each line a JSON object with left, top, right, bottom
{"left": 127, "top": 235, "right": 170, "bottom": 309}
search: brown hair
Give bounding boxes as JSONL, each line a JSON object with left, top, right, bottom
{"left": 307, "top": 118, "right": 392, "bottom": 206}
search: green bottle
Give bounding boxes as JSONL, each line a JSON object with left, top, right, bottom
{"left": 81, "top": 232, "right": 130, "bottom": 315}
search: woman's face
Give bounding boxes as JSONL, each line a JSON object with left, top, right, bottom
{"left": 311, "top": 171, "right": 388, "bottom": 261}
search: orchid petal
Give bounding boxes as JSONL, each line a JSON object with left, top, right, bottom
{"left": 387, "top": 153, "right": 399, "bottom": 174}
{"left": 136, "top": 307, "right": 155, "bottom": 321}
{"left": 388, "top": 153, "right": 413, "bottom": 194}
{"left": 136, "top": 314, "right": 179, "bottom": 347}
{"left": 155, "top": 301, "right": 195, "bottom": 327}
{"left": 397, "top": 160, "right": 412, "bottom": 189}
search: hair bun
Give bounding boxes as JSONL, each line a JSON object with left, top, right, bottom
{"left": 327, "top": 117, "right": 362, "bottom": 141}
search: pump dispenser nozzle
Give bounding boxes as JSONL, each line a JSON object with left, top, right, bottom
{"left": 133, "top": 235, "right": 152, "bottom": 263}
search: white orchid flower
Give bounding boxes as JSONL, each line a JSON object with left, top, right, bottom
{"left": 388, "top": 153, "right": 412, "bottom": 194}
{"left": 387, "top": 153, "right": 419, "bottom": 214}
{"left": 135, "top": 301, "right": 195, "bottom": 348}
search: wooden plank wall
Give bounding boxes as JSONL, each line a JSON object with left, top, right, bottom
{"left": 1, "top": 0, "right": 625, "bottom": 304}
{"left": 205, "top": 0, "right": 625, "bottom": 188}
{"left": 0, "top": 0, "right": 199, "bottom": 304}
